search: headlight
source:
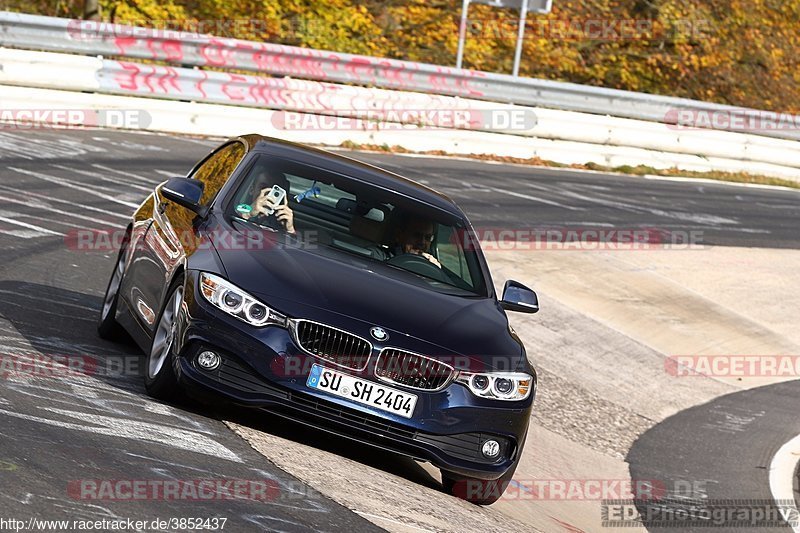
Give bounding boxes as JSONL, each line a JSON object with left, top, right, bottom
{"left": 455, "top": 371, "right": 534, "bottom": 401}
{"left": 200, "top": 273, "right": 286, "bottom": 327}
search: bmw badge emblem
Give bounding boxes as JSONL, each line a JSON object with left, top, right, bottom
{"left": 370, "top": 327, "right": 388, "bottom": 341}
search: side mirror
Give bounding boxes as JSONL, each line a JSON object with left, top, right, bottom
{"left": 161, "top": 178, "right": 208, "bottom": 218}
{"left": 500, "top": 280, "right": 539, "bottom": 314}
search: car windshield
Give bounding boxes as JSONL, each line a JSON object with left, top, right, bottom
{"left": 226, "top": 155, "right": 487, "bottom": 296}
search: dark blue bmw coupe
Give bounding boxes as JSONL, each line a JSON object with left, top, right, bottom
{"left": 98, "top": 135, "right": 539, "bottom": 504}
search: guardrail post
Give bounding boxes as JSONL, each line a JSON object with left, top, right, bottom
{"left": 456, "top": 0, "right": 470, "bottom": 69}
{"left": 512, "top": 0, "right": 529, "bottom": 76}
{"left": 83, "top": 0, "right": 100, "bottom": 21}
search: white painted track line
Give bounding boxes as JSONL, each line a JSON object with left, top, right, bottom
{"left": 0, "top": 183, "right": 131, "bottom": 219}
{"left": 0, "top": 215, "right": 63, "bottom": 236}
{"left": 8, "top": 167, "right": 140, "bottom": 209}
{"left": 770, "top": 433, "right": 800, "bottom": 532}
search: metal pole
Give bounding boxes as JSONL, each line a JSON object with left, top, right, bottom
{"left": 456, "top": 0, "right": 470, "bottom": 69}
{"left": 512, "top": 0, "right": 528, "bottom": 76}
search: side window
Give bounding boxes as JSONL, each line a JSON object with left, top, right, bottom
{"left": 191, "top": 142, "right": 246, "bottom": 206}
{"left": 436, "top": 225, "right": 474, "bottom": 287}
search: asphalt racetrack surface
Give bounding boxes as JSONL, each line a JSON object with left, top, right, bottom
{"left": 0, "top": 129, "right": 798, "bottom": 532}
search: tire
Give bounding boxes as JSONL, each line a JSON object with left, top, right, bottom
{"left": 97, "top": 231, "right": 130, "bottom": 340}
{"left": 441, "top": 462, "right": 518, "bottom": 505}
{"left": 144, "top": 275, "right": 184, "bottom": 401}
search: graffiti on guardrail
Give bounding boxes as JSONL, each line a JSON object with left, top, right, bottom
{"left": 3, "top": 11, "right": 800, "bottom": 143}
{"left": 66, "top": 18, "right": 487, "bottom": 96}
{"left": 101, "top": 59, "right": 513, "bottom": 132}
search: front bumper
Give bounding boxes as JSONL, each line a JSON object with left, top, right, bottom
{"left": 174, "top": 272, "right": 534, "bottom": 480}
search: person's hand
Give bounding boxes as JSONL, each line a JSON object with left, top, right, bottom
{"left": 403, "top": 242, "right": 441, "bottom": 268}
{"left": 420, "top": 252, "right": 441, "bottom": 268}
{"left": 265, "top": 194, "right": 295, "bottom": 234}
{"left": 252, "top": 188, "right": 274, "bottom": 217}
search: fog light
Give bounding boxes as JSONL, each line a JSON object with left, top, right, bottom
{"left": 482, "top": 439, "right": 500, "bottom": 459}
{"left": 197, "top": 350, "right": 220, "bottom": 371}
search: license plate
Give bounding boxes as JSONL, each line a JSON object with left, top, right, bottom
{"left": 306, "top": 364, "right": 418, "bottom": 419}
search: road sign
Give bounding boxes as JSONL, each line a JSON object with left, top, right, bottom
{"left": 456, "top": 0, "right": 553, "bottom": 76}
{"left": 470, "top": 0, "right": 552, "bottom": 14}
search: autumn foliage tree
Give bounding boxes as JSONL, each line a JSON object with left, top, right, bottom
{"left": 3, "top": 0, "right": 798, "bottom": 113}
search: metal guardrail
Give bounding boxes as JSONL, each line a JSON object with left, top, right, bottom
{"left": 0, "top": 11, "right": 798, "bottom": 142}
{"left": 5, "top": 46, "right": 799, "bottom": 174}
{"left": 2, "top": 47, "right": 799, "bottom": 178}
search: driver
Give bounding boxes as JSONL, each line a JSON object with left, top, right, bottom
{"left": 389, "top": 216, "right": 441, "bottom": 268}
{"left": 238, "top": 167, "right": 295, "bottom": 235}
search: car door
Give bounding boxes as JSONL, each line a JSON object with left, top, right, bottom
{"left": 122, "top": 141, "right": 247, "bottom": 335}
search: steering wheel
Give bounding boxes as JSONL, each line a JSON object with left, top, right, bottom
{"left": 386, "top": 253, "right": 449, "bottom": 283}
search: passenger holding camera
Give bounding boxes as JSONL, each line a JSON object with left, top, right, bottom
{"left": 240, "top": 169, "right": 295, "bottom": 235}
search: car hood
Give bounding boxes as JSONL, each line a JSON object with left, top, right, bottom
{"left": 208, "top": 225, "right": 525, "bottom": 371}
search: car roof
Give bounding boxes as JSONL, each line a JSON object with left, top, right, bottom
{"left": 235, "top": 134, "right": 463, "bottom": 216}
